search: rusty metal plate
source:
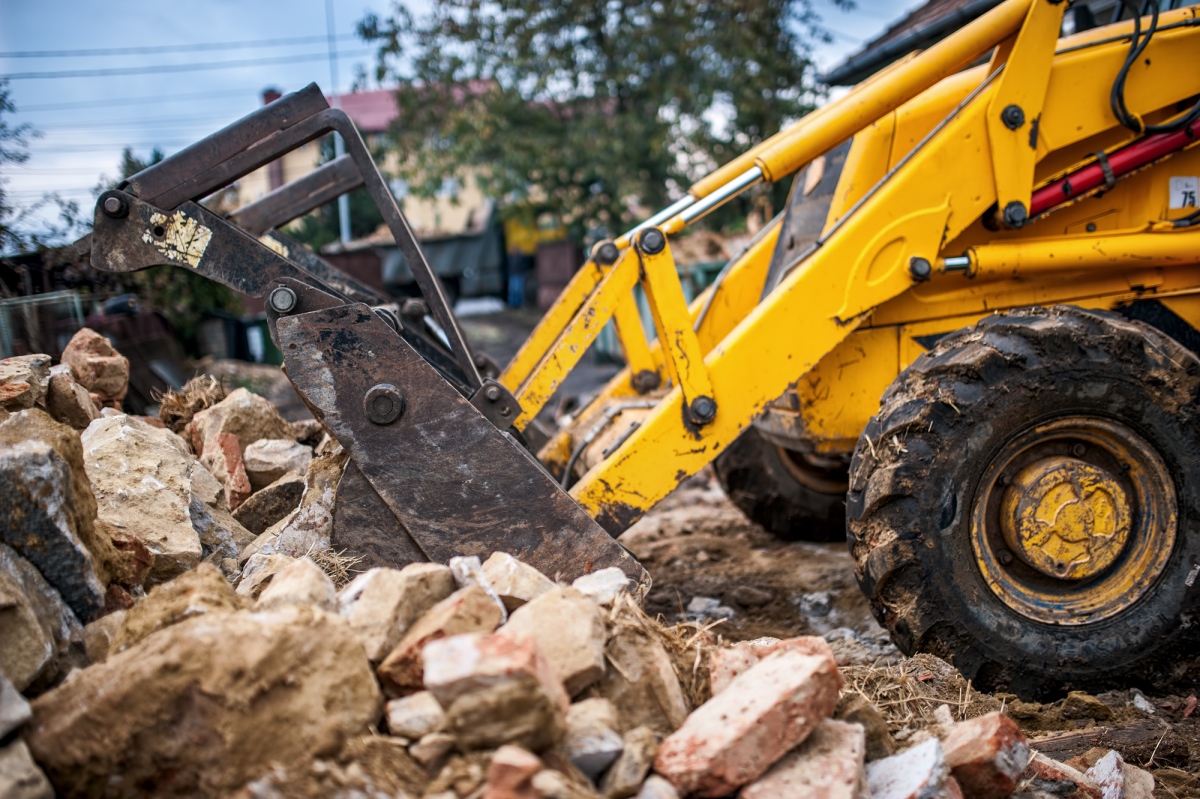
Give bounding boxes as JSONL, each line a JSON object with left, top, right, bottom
{"left": 332, "top": 463, "right": 427, "bottom": 569}
{"left": 277, "top": 303, "right": 648, "bottom": 585}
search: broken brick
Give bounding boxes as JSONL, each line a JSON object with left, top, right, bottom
{"left": 942, "top": 711, "right": 1029, "bottom": 799}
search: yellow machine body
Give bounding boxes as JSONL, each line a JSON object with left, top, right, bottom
{"left": 498, "top": 0, "right": 1200, "bottom": 534}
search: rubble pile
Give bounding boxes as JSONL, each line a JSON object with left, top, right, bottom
{"left": 0, "top": 334, "right": 1189, "bottom": 798}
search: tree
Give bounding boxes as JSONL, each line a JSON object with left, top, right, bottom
{"left": 359, "top": 0, "right": 840, "bottom": 235}
{"left": 286, "top": 135, "right": 385, "bottom": 251}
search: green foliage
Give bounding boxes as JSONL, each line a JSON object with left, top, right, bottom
{"left": 286, "top": 136, "right": 385, "bottom": 250}
{"left": 359, "top": 0, "right": 839, "bottom": 234}
{"left": 111, "top": 147, "right": 242, "bottom": 347}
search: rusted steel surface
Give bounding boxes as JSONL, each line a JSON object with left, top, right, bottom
{"left": 260, "top": 231, "right": 389, "bottom": 306}
{"left": 229, "top": 154, "right": 363, "bottom": 236}
{"left": 277, "top": 302, "right": 649, "bottom": 585}
{"left": 332, "top": 463, "right": 427, "bottom": 569}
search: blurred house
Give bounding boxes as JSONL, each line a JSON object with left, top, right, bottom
{"left": 819, "top": 0, "right": 1137, "bottom": 86}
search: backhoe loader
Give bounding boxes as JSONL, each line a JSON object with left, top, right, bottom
{"left": 82, "top": 0, "right": 1200, "bottom": 698}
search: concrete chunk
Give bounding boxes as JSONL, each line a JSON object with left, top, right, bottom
{"left": 571, "top": 567, "right": 632, "bottom": 606}
{"left": 423, "top": 632, "right": 569, "bottom": 751}
{"left": 741, "top": 719, "right": 867, "bottom": 799}
{"left": 598, "top": 625, "right": 689, "bottom": 736}
{"left": 338, "top": 563, "right": 456, "bottom": 662}
{"left": 255, "top": 557, "right": 336, "bottom": 611}
{"left": 560, "top": 698, "right": 624, "bottom": 781}
{"left": 243, "top": 438, "right": 312, "bottom": 490}
{"left": 865, "top": 738, "right": 948, "bottom": 799}
{"left": 482, "top": 552, "right": 556, "bottom": 611}
{"left": 386, "top": 690, "right": 446, "bottom": 739}
{"left": 0, "top": 354, "right": 50, "bottom": 410}
{"left": 709, "top": 636, "right": 834, "bottom": 695}
{"left": 501, "top": 586, "right": 606, "bottom": 696}
{"left": 942, "top": 711, "right": 1029, "bottom": 799}
{"left": 654, "top": 649, "right": 842, "bottom": 797}
{"left": 375, "top": 584, "right": 504, "bottom": 695}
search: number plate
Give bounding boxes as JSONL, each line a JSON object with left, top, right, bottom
{"left": 1170, "top": 176, "right": 1199, "bottom": 209}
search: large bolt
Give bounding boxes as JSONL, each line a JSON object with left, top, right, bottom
{"left": 909, "top": 257, "right": 933, "bottom": 282}
{"left": 1001, "top": 104, "right": 1025, "bottom": 130}
{"left": 365, "top": 383, "right": 405, "bottom": 425}
{"left": 1002, "top": 201, "right": 1028, "bottom": 229}
{"left": 268, "top": 286, "right": 298, "bottom": 314}
{"left": 594, "top": 240, "right": 620, "bottom": 265}
{"left": 639, "top": 228, "right": 666, "bottom": 255}
{"left": 484, "top": 385, "right": 501, "bottom": 401}
{"left": 102, "top": 195, "right": 129, "bottom": 218}
{"left": 689, "top": 395, "right": 717, "bottom": 425}
{"left": 631, "top": 369, "right": 661, "bottom": 394}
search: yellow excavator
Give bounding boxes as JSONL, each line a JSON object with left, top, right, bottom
{"left": 84, "top": 0, "right": 1200, "bottom": 698}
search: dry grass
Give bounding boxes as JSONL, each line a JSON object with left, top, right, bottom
{"left": 840, "top": 653, "right": 1000, "bottom": 734}
{"left": 156, "top": 374, "right": 227, "bottom": 433}
{"left": 305, "top": 545, "right": 365, "bottom": 589}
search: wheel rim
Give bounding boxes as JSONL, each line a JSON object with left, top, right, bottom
{"left": 776, "top": 445, "right": 849, "bottom": 494}
{"left": 970, "top": 417, "right": 1177, "bottom": 625}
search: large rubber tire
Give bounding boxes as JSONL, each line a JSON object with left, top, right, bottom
{"left": 847, "top": 305, "right": 1200, "bottom": 699}
{"left": 715, "top": 427, "right": 847, "bottom": 542}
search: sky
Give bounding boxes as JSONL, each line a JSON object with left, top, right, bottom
{"left": 0, "top": 0, "right": 918, "bottom": 239}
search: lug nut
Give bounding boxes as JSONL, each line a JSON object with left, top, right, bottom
{"left": 365, "top": 383, "right": 405, "bottom": 425}
{"left": 594, "top": 241, "right": 620, "bottom": 265}
{"left": 639, "top": 228, "right": 667, "bottom": 255}
{"left": 268, "top": 286, "right": 298, "bottom": 314}
{"left": 1003, "top": 201, "right": 1028, "bottom": 229}
{"left": 1001, "top": 104, "right": 1025, "bottom": 130}
{"left": 689, "top": 395, "right": 717, "bottom": 425}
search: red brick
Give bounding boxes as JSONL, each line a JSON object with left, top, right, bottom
{"left": 654, "top": 649, "right": 842, "bottom": 797}
{"left": 1025, "top": 752, "right": 1102, "bottom": 799}
{"left": 214, "top": 432, "right": 252, "bottom": 509}
{"left": 741, "top": 719, "right": 866, "bottom": 799}
{"left": 709, "top": 636, "right": 833, "bottom": 696}
{"left": 942, "top": 711, "right": 1029, "bottom": 799}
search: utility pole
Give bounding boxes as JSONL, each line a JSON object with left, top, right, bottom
{"left": 327, "top": 0, "right": 352, "bottom": 244}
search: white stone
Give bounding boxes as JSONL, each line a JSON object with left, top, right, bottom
{"left": 337, "top": 563, "right": 456, "bottom": 661}
{"left": 561, "top": 698, "right": 624, "bottom": 780}
{"left": 235, "top": 553, "right": 296, "bottom": 599}
{"left": 385, "top": 691, "right": 446, "bottom": 739}
{"left": 865, "top": 738, "right": 948, "bottom": 799}
{"left": 501, "top": 586, "right": 606, "bottom": 696}
{"left": 254, "top": 557, "right": 335, "bottom": 611}
{"left": 636, "top": 775, "right": 680, "bottom": 799}
{"left": 409, "top": 732, "right": 456, "bottom": 767}
{"left": 449, "top": 554, "right": 508, "bottom": 621}
{"left": 1085, "top": 750, "right": 1125, "bottom": 799}
{"left": 481, "top": 552, "right": 555, "bottom": 611}
{"left": 242, "top": 439, "right": 313, "bottom": 491}
{"left": 571, "top": 567, "right": 632, "bottom": 606}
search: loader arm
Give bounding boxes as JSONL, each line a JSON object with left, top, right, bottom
{"left": 505, "top": 0, "right": 1200, "bottom": 533}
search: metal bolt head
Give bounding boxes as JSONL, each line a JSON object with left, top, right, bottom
{"left": 639, "top": 228, "right": 667, "bottom": 255}
{"left": 374, "top": 307, "right": 401, "bottom": 333}
{"left": 484, "top": 385, "right": 501, "bottom": 401}
{"left": 689, "top": 395, "right": 717, "bottom": 425}
{"left": 1002, "top": 201, "right": 1028, "bottom": 229}
{"left": 999, "top": 550, "right": 1015, "bottom": 566}
{"left": 268, "top": 286, "right": 298, "bottom": 314}
{"left": 909, "top": 257, "right": 933, "bottom": 282}
{"left": 1071, "top": 443, "right": 1087, "bottom": 457}
{"left": 631, "top": 369, "right": 661, "bottom": 394}
{"left": 1001, "top": 104, "right": 1025, "bottom": 130}
{"left": 102, "top": 195, "right": 128, "bottom": 218}
{"left": 401, "top": 298, "right": 428, "bottom": 319}
{"left": 365, "top": 383, "right": 405, "bottom": 425}
{"left": 594, "top": 240, "right": 620, "bottom": 265}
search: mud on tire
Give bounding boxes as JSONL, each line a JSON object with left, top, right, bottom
{"left": 715, "top": 427, "right": 846, "bottom": 542}
{"left": 847, "top": 305, "right": 1200, "bottom": 699}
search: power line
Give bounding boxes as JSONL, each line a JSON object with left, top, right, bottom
{"left": 3, "top": 49, "right": 375, "bottom": 80}
{"left": 14, "top": 88, "right": 266, "bottom": 112}
{"left": 0, "top": 34, "right": 358, "bottom": 59}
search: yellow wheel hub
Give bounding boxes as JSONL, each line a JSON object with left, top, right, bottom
{"left": 1000, "top": 457, "right": 1131, "bottom": 580}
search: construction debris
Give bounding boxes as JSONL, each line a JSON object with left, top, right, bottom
{"left": 0, "top": 344, "right": 1193, "bottom": 798}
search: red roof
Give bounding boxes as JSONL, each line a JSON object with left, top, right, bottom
{"left": 329, "top": 89, "right": 399, "bottom": 133}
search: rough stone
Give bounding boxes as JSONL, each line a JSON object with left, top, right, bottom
{"left": 255, "top": 556, "right": 336, "bottom": 611}
{"left": 338, "top": 563, "right": 456, "bottom": 662}
{"left": 502, "top": 586, "right": 606, "bottom": 696}
{"left": 1061, "top": 691, "right": 1115, "bottom": 721}
{"left": 0, "top": 544, "right": 85, "bottom": 692}
{"left": 0, "top": 740, "right": 53, "bottom": 799}
{"left": 236, "top": 553, "right": 297, "bottom": 600}
{"left": 26, "top": 604, "right": 382, "bottom": 798}
{"left": 450, "top": 554, "right": 509, "bottom": 619}
{"left": 942, "top": 711, "right": 1029, "bottom": 799}
{"left": 250, "top": 450, "right": 349, "bottom": 560}
{"left": 82, "top": 609, "right": 125, "bottom": 663}
{"left": 84, "top": 414, "right": 255, "bottom": 581}
{"left": 709, "top": 635, "right": 834, "bottom": 695}
{"left": 386, "top": 690, "right": 446, "bottom": 739}
{"left": 741, "top": 719, "right": 867, "bottom": 799}
{"left": 231, "top": 734, "right": 426, "bottom": 799}
{"left": 636, "top": 775, "right": 679, "bottom": 799}
{"left": 232, "top": 471, "right": 304, "bottom": 535}
{"left": 45, "top": 370, "right": 99, "bottom": 429}
{"left": 110, "top": 563, "right": 245, "bottom": 653}
{"left": 0, "top": 669, "right": 31, "bottom": 739}
{"left": 376, "top": 584, "right": 505, "bottom": 695}
{"left": 597, "top": 625, "right": 689, "bottom": 736}
{"left": 484, "top": 744, "right": 543, "bottom": 799}
{"left": 560, "top": 698, "right": 624, "bottom": 780}
{"left": 482, "top": 552, "right": 556, "bottom": 611}
{"left": 191, "top": 387, "right": 295, "bottom": 458}
{"left": 654, "top": 649, "right": 843, "bottom": 797}
{"left": 865, "top": 738, "right": 949, "bottom": 799}
{"left": 410, "top": 732, "right": 457, "bottom": 767}
{"left": 571, "top": 567, "right": 632, "bottom": 607}
{"left": 0, "top": 409, "right": 109, "bottom": 620}
{"left": 423, "top": 632, "right": 569, "bottom": 751}
{"left": 243, "top": 438, "right": 313, "bottom": 490}
{"left": 97, "top": 519, "right": 155, "bottom": 589}
{"left": 0, "top": 354, "right": 50, "bottom": 410}
{"left": 201, "top": 431, "right": 252, "bottom": 510}
{"left": 62, "top": 328, "right": 129, "bottom": 403}
{"left": 1122, "top": 763, "right": 1155, "bottom": 799}
{"left": 1085, "top": 750, "right": 1125, "bottom": 799}
{"left": 1025, "top": 753, "right": 1103, "bottom": 799}
{"left": 532, "top": 769, "right": 603, "bottom": 799}
{"left": 600, "top": 726, "right": 657, "bottom": 799}
{"left": 835, "top": 694, "right": 896, "bottom": 761}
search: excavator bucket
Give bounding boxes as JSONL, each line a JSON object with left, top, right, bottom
{"left": 83, "top": 84, "right": 647, "bottom": 586}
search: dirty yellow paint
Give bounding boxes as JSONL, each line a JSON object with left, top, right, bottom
{"left": 143, "top": 211, "right": 212, "bottom": 268}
